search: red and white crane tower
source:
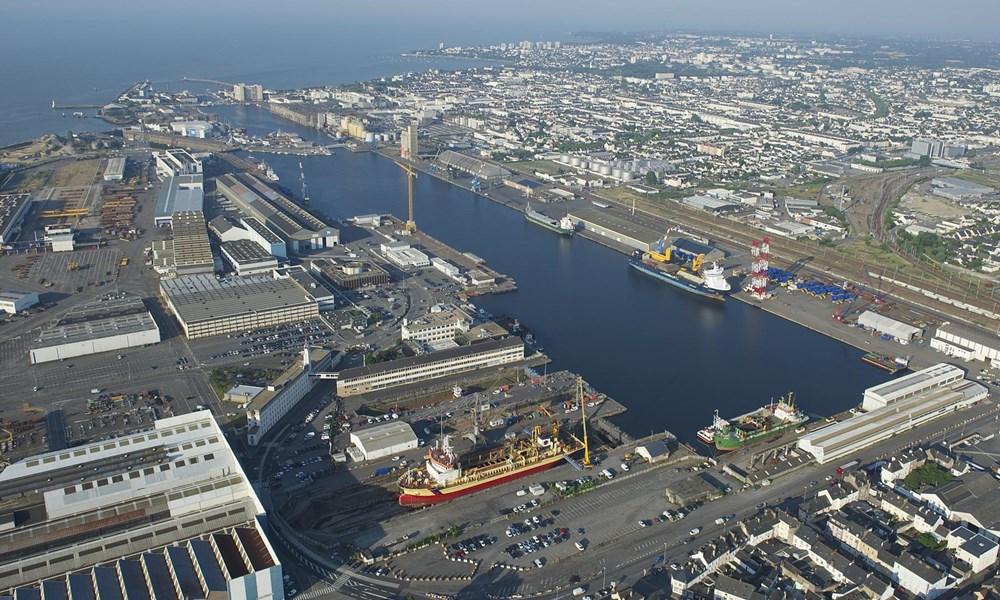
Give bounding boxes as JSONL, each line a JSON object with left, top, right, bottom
{"left": 750, "top": 236, "right": 770, "bottom": 300}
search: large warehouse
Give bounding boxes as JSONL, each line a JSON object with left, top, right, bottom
{"left": 160, "top": 273, "right": 319, "bottom": 339}
{"left": 327, "top": 336, "right": 525, "bottom": 397}
{"left": 862, "top": 363, "right": 966, "bottom": 411}
{"left": 29, "top": 293, "right": 161, "bottom": 364}
{"left": 153, "top": 174, "right": 204, "bottom": 227}
{"left": 349, "top": 421, "right": 418, "bottom": 461}
{"left": 567, "top": 208, "right": 662, "bottom": 252}
{"left": 0, "top": 411, "right": 283, "bottom": 599}
{"left": 857, "top": 310, "right": 922, "bottom": 344}
{"left": 216, "top": 172, "right": 339, "bottom": 253}
{"left": 798, "top": 364, "right": 988, "bottom": 464}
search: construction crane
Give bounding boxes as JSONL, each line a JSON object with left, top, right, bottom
{"left": 649, "top": 237, "right": 672, "bottom": 263}
{"left": 394, "top": 160, "right": 417, "bottom": 233}
{"left": 691, "top": 254, "right": 705, "bottom": 273}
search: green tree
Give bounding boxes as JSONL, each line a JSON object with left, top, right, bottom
{"left": 644, "top": 170, "right": 658, "bottom": 186}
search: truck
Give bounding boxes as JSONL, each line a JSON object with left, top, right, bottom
{"left": 836, "top": 459, "right": 860, "bottom": 476}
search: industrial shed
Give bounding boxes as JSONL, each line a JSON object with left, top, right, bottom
{"left": 349, "top": 422, "right": 418, "bottom": 461}
{"left": 636, "top": 440, "right": 671, "bottom": 463}
{"left": 856, "top": 310, "right": 922, "bottom": 344}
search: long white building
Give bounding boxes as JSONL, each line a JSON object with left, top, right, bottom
{"left": 325, "top": 337, "right": 524, "bottom": 397}
{"left": 0, "top": 411, "right": 283, "bottom": 599}
{"left": 246, "top": 348, "right": 333, "bottom": 445}
{"left": 799, "top": 364, "right": 988, "bottom": 464}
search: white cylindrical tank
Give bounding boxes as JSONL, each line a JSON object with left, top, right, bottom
{"left": 621, "top": 171, "right": 635, "bottom": 182}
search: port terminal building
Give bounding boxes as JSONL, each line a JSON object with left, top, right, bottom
{"left": 349, "top": 421, "right": 419, "bottom": 461}
{"left": 160, "top": 273, "right": 319, "bottom": 339}
{"left": 246, "top": 348, "right": 334, "bottom": 445}
{"left": 931, "top": 322, "right": 1000, "bottom": 368}
{"left": 798, "top": 364, "right": 988, "bottom": 464}
{"left": 323, "top": 336, "right": 525, "bottom": 397}
{"left": 0, "top": 411, "right": 283, "bottom": 599}
{"left": 29, "top": 292, "right": 161, "bottom": 364}
{"left": 216, "top": 172, "right": 339, "bottom": 253}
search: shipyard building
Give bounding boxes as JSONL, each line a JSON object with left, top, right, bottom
{"left": 221, "top": 239, "right": 279, "bottom": 276}
{"left": 102, "top": 156, "right": 125, "bottom": 182}
{"left": 327, "top": 336, "right": 525, "bottom": 397}
{"left": 215, "top": 172, "right": 338, "bottom": 253}
{"left": 29, "top": 293, "right": 161, "bottom": 364}
{"left": 160, "top": 274, "right": 318, "bottom": 339}
{"left": 246, "top": 348, "right": 334, "bottom": 445}
{"left": 151, "top": 210, "right": 215, "bottom": 276}
{"left": 798, "top": 364, "right": 988, "bottom": 464}
{"left": 0, "top": 411, "right": 282, "bottom": 599}
{"left": 209, "top": 215, "right": 287, "bottom": 259}
{"left": 153, "top": 148, "right": 202, "bottom": 179}
{"left": 153, "top": 174, "right": 204, "bottom": 227}
{"left": 0, "top": 290, "right": 39, "bottom": 314}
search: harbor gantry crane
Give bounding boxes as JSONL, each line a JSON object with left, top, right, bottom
{"left": 394, "top": 160, "right": 417, "bottom": 233}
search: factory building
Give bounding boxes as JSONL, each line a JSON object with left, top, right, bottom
{"left": 216, "top": 172, "right": 339, "bottom": 253}
{"left": 0, "top": 290, "right": 39, "bottom": 314}
{"left": 681, "top": 194, "right": 742, "bottom": 215}
{"left": 381, "top": 241, "right": 431, "bottom": 269}
{"left": 856, "top": 310, "right": 923, "bottom": 345}
{"left": 209, "top": 215, "right": 288, "bottom": 259}
{"left": 798, "top": 364, "right": 987, "bottom": 464}
{"left": 309, "top": 257, "right": 390, "bottom": 290}
{"left": 102, "top": 156, "right": 125, "bottom": 182}
{"left": 568, "top": 208, "right": 661, "bottom": 252}
{"left": 160, "top": 274, "right": 319, "bottom": 339}
{"left": 437, "top": 150, "right": 511, "bottom": 185}
{"left": 0, "top": 192, "right": 32, "bottom": 245}
{"left": 29, "top": 293, "right": 161, "bottom": 364}
{"left": 400, "top": 122, "right": 418, "bottom": 160}
{"left": 154, "top": 174, "right": 204, "bottom": 227}
{"left": 401, "top": 305, "right": 472, "bottom": 345}
{"left": 221, "top": 239, "right": 279, "bottom": 276}
{"left": 274, "top": 265, "right": 337, "bottom": 309}
{"left": 151, "top": 210, "right": 215, "bottom": 276}
{"left": 153, "top": 148, "right": 203, "bottom": 179}
{"left": 247, "top": 348, "right": 334, "bottom": 445}
{"left": 0, "top": 411, "right": 283, "bottom": 599}
{"left": 931, "top": 322, "right": 1000, "bottom": 368}
{"left": 327, "top": 336, "right": 525, "bottom": 397}
{"left": 349, "top": 421, "right": 419, "bottom": 461}
{"left": 504, "top": 177, "right": 542, "bottom": 197}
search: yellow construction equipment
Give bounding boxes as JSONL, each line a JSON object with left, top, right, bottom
{"left": 40, "top": 209, "right": 88, "bottom": 219}
{"left": 537, "top": 405, "right": 554, "bottom": 418}
{"left": 394, "top": 160, "right": 417, "bottom": 232}
{"left": 21, "top": 402, "right": 44, "bottom": 415}
{"left": 67, "top": 260, "right": 79, "bottom": 272}
{"left": 691, "top": 254, "right": 705, "bottom": 273}
{"left": 577, "top": 377, "right": 592, "bottom": 468}
{"left": 648, "top": 237, "right": 671, "bottom": 263}
{"left": 119, "top": 256, "right": 129, "bottom": 267}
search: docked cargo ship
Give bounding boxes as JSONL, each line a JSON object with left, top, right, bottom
{"left": 628, "top": 251, "right": 731, "bottom": 301}
{"left": 861, "top": 352, "right": 909, "bottom": 374}
{"left": 524, "top": 204, "right": 575, "bottom": 235}
{"left": 698, "top": 393, "right": 808, "bottom": 452}
{"left": 398, "top": 422, "right": 583, "bottom": 506}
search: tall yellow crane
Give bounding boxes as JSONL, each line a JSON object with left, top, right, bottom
{"left": 394, "top": 160, "right": 417, "bottom": 233}
{"left": 577, "top": 376, "right": 592, "bottom": 468}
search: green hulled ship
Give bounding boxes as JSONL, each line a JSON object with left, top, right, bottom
{"left": 698, "top": 393, "right": 808, "bottom": 452}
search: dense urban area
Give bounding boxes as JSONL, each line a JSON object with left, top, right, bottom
{"left": 1, "top": 30, "right": 1000, "bottom": 600}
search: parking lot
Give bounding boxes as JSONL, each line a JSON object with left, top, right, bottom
{"left": 188, "top": 319, "right": 336, "bottom": 368}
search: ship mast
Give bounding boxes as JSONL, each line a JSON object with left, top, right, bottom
{"left": 578, "top": 377, "right": 592, "bottom": 468}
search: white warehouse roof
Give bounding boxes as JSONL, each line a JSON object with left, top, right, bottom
{"left": 350, "top": 422, "right": 418, "bottom": 458}
{"left": 857, "top": 310, "right": 922, "bottom": 342}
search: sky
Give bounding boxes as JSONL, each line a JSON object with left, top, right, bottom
{"left": 3, "top": 0, "right": 1000, "bottom": 43}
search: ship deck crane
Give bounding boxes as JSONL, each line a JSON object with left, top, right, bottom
{"left": 394, "top": 160, "right": 417, "bottom": 232}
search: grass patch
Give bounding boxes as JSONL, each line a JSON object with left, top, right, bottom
{"left": 903, "top": 462, "right": 953, "bottom": 492}
{"left": 954, "top": 170, "right": 1000, "bottom": 189}
{"left": 508, "top": 159, "right": 567, "bottom": 177}
{"left": 209, "top": 367, "right": 280, "bottom": 400}
{"left": 914, "top": 532, "right": 946, "bottom": 551}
